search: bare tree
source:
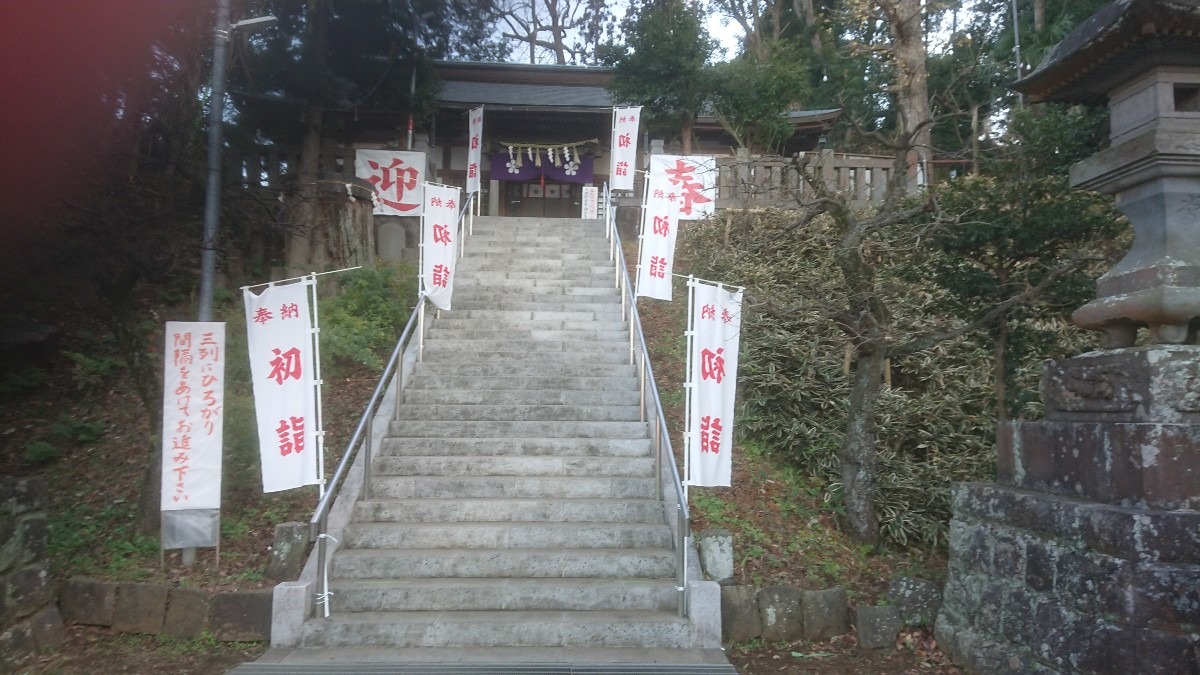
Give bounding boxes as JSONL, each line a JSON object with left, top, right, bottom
{"left": 497, "top": 0, "right": 612, "bottom": 64}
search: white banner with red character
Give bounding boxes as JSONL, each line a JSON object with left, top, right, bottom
{"left": 649, "top": 154, "right": 717, "bottom": 219}
{"left": 467, "top": 106, "right": 483, "bottom": 195}
{"left": 356, "top": 149, "right": 426, "bottom": 215}
{"left": 244, "top": 279, "right": 322, "bottom": 493}
{"left": 686, "top": 280, "right": 742, "bottom": 488}
{"left": 422, "top": 182, "right": 461, "bottom": 311}
{"left": 609, "top": 106, "right": 641, "bottom": 191}
{"left": 635, "top": 173, "right": 681, "bottom": 301}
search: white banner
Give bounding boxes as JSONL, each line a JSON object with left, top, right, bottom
{"left": 636, "top": 174, "right": 681, "bottom": 301}
{"left": 244, "top": 280, "right": 320, "bottom": 493}
{"left": 356, "top": 149, "right": 426, "bottom": 215}
{"left": 687, "top": 281, "right": 742, "bottom": 487}
{"left": 650, "top": 154, "right": 717, "bottom": 219}
{"left": 609, "top": 106, "right": 641, "bottom": 191}
{"left": 467, "top": 106, "right": 483, "bottom": 195}
{"left": 161, "top": 322, "right": 225, "bottom": 511}
{"left": 423, "top": 182, "right": 461, "bottom": 310}
{"left": 582, "top": 186, "right": 598, "bottom": 219}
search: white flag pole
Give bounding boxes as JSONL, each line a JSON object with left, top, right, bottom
{"left": 306, "top": 275, "right": 327, "bottom": 499}
{"left": 683, "top": 275, "right": 697, "bottom": 502}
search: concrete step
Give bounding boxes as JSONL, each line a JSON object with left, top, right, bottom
{"left": 448, "top": 301, "right": 623, "bottom": 312}
{"left": 386, "top": 420, "right": 649, "bottom": 438}
{"left": 420, "top": 339, "right": 628, "bottom": 354}
{"left": 230, "top": 647, "right": 737, "bottom": 673}
{"left": 330, "top": 548, "right": 676, "bottom": 579}
{"left": 405, "top": 375, "right": 635, "bottom": 391}
{"left": 376, "top": 437, "right": 651, "bottom": 458}
{"left": 454, "top": 285, "right": 619, "bottom": 297}
{"left": 300, "top": 610, "right": 692, "bottom": 649}
{"left": 352, "top": 498, "right": 664, "bottom": 524}
{"left": 449, "top": 278, "right": 615, "bottom": 290}
{"left": 448, "top": 292, "right": 620, "bottom": 305}
{"left": 466, "top": 250, "right": 608, "bottom": 261}
{"left": 391, "top": 404, "right": 640, "bottom": 422}
{"left": 342, "top": 522, "right": 672, "bottom": 550}
{"left": 422, "top": 329, "right": 631, "bottom": 343}
{"left": 408, "top": 362, "right": 637, "bottom": 378}
{"left": 455, "top": 270, "right": 613, "bottom": 281}
{"left": 420, "top": 350, "right": 630, "bottom": 365}
{"left": 428, "top": 318, "right": 627, "bottom": 332}
{"left": 400, "top": 389, "right": 639, "bottom": 406}
{"left": 373, "top": 455, "right": 654, "bottom": 478}
{"left": 434, "top": 309, "right": 622, "bottom": 322}
{"left": 368, "top": 476, "right": 656, "bottom": 499}
{"left": 327, "top": 578, "right": 679, "bottom": 613}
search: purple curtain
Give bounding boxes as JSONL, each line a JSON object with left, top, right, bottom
{"left": 489, "top": 151, "right": 594, "bottom": 184}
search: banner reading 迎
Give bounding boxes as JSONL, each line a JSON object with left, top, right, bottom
{"left": 423, "top": 182, "right": 461, "bottom": 311}
{"left": 244, "top": 279, "right": 320, "bottom": 493}
{"left": 161, "top": 322, "right": 224, "bottom": 549}
{"left": 635, "top": 173, "right": 681, "bottom": 301}
{"left": 686, "top": 281, "right": 742, "bottom": 487}
{"left": 356, "top": 149, "right": 426, "bottom": 215}
{"left": 467, "top": 106, "right": 483, "bottom": 195}
{"left": 609, "top": 107, "right": 641, "bottom": 191}
{"left": 649, "top": 154, "right": 717, "bottom": 219}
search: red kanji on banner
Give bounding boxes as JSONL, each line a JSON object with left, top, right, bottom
{"left": 701, "top": 304, "right": 716, "bottom": 320}
{"left": 722, "top": 308, "right": 734, "bottom": 323}
{"left": 432, "top": 264, "right": 450, "bottom": 287}
{"left": 471, "top": 135, "right": 480, "bottom": 149}
{"left": 616, "top": 161, "right": 629, "bottom": 177}
{"left": 366, "top": 157, "right": 420, "bottom": 211}
{"left": 649, "top": 255, "right": 667, "bottom": 279}
{"left": 253, "top": 307, "right": 273, "bottom": 324}
{"left": 700, "top": 415, "right": 723, "bottom": 453}
{"left": 652, "top": 216, "right": 670, "bottom": 237}
{"left": 433, "top": 223, "right": 453, "bottom": 245}
{"left": 267, "top": 347, "right": 303, "bottom": 385}
{"left": 275, "top": 415, "right": 306, "bottom": 456}
{"left": 280, "top": 303, "right": 300, "bottom": 319}
{"left": 468, "top": 163, "right": 478, "bottom": 178}
{"left": 700, "top": 347, "right": 725, "bottom": 383}
{"left": 618, "top": 133, "right": 632, "bottom": 148}
{"left": 663, "top": 159, "right": 713, "bottom": 216}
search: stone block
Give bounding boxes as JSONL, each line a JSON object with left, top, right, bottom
{"left": 60, "top": 577, "right": 116, "bottom": 626}
{"left": 801, "top": 587, "right": 848, "bottom": 640}
{"left": 999, "top": 587, "right": 1042, "bottom": 647}
{"left": 1129, "top": 563, "right": 1200, "bottom": 626}
{"left": 991, "top": 530, "right": 1026, "bottom": 579}
{"left": 265, "top": 522, "right": 309, "bottom": 581}
{"left": 696, "top": 530, "right": 734, "bottom": 583}
{"left": 1055, "top": 549, "right": 1130, "bottom": 617}
{"left": 1069, "top": 617, "right": 1136, "bottom": 675}
{"left": 756, "top": 586, "right": 803, "bottom": 642}
{"left": 0, "top": 517, "right": 17, "bottom": 574}
{"left": 720, "top": 585, "right": 761, "bottom": 643}
{"left": 19, "top": 515, "right": 47, "bottom": 565}
{"left": 0, "top": 477, "right": 46, "bottom": 516}
{"left": 111, "top": 582, "right": 167, "bottom": 635}
{"left": 887, "top": 577, "right": 942, "bottom": 627}
{"left": 28, "top": 604, "right": 65, "bottom": 650}
{"left": 163, "top": 587, "right": 209, "bottom": 638}
{"left": 855, "top": 604, "right": 900, "bottom": 649}
{"left": 209, "top": 589, "right": 271, "bottom": 642}
{"left": 0, "top": 620, "right": 35, "bottom": 667}
{"left": 8, "top": 565, "right": 52, "bottom": 620}
{"left": 1136, "top": 626, "right": 1200, "bottom": 675}
{"left": 1024, "top": 538, "right": 1057, "bottom": 593}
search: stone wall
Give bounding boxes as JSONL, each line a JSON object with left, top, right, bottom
{"left": 0, "top": 477, "right": 65, "bottom": 666}
{"left": 60, "top": 578, "right": 272, "bottom": 642}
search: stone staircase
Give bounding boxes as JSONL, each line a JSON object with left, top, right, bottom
{"left": 278, "top": 216, "right": 728, "bottom": 670}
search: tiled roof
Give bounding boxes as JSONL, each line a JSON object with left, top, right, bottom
{"left": 439, "top": 81, "right": 614, "bottom": 110}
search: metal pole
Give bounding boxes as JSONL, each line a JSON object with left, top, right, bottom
{"left": 199, "top": 0, "right": 231, "bottom": 324}
{"left": 1011, "top": 0, "right": 1024, "bottom": 108}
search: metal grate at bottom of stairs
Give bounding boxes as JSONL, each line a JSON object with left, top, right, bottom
{"left": 227, "top": 664, "right": 739, "bottom": 674}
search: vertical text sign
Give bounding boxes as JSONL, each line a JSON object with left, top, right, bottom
{"left": 161, "top": 322, "right": 225, "bottom": 511}
{"left": 582, "top": 186, "right": 599, "bottom": 220}
{"left": 356, "top": 149, "right": 426, "bottom": 215}
{"left": 609, "top": 106, "right": 641, "bottom": 191}
{"left": 423, "top": 182, "right": 461, "bottom": 311}
{"left": 688, "top": 282, "right": 742, "bottom": 487}
{"left": 635, "top": 173, "right": 681, "bottom": 301}
{"left": 467, "top": 106, "right": 483, "bottom": 195}
{"left": 244, "top": 280, "right": 319, "bottom": 493}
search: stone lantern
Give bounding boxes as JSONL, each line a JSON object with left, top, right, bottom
{"left": 936, "top": 2, "right": 1200, "bottom": 673}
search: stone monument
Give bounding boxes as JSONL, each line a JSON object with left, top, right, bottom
{"left": 936, "top": 1, "right": 1200, "bottom": 672}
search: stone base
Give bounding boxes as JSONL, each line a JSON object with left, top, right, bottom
{"left": 936, "top": 482, "right": 1200, "bottom": 674}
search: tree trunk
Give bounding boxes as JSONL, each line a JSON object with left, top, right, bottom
{"left": 793, "top": 0, "right": 824, "bottom": 58}
{"left": 884, "top": 0, "right": 932, "bottom": 194}
{"left": 284, "top": 104, "right": 324, "bottom": 276}
{"left": 842, "top": 339, "right": 884, "bottom": 546}
{"left": 994, "top": 319, "right": 1009, "bottom": 423}
{"left": 1034, "top": 0, "right": 1045, "bottom": 34}
{"left": 681, "top": 115, "right": 694, "bottom": 155}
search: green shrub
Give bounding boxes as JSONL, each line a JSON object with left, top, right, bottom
{"left": 0, "top": 367, "right": 48, "bottom": 396}
{"left": 51, "top": 415, "right": 107, "bottom": 443}
{"left": 23, "top": 440, "right": 60, "bottom": 465}
{"left": 319, "top": 265, "right": 418, "bottom": 371}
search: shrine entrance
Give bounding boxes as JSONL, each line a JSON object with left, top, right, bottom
{"left": 504, "top": 180, "right": 579, "bottom": 218}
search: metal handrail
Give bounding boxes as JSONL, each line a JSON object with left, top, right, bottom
{"left": 309, "top": 190, "right": 476, "bottom": 618}
{"left": 602, "top": 183, "right": 692, "bottom": 618}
